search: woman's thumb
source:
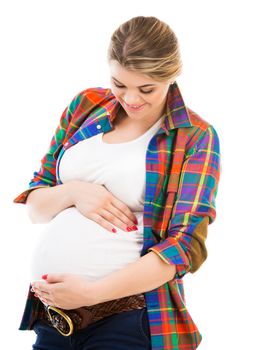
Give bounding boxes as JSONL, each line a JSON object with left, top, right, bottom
{"left": 41, "top": 274, "right": 65, "bottom": 283}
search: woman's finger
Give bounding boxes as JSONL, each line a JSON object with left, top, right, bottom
{"left": 110, "top": 197, "right": 138, "bottom": 225}
{"left": 37, "top": 290, "right": 50, "bottom": 299}
{"left": 87, "top": 212, "right": 119, "bottom": 233}
{"left": 106, "top": 202, "right": 137, "bottom": 227}
{"left": 100, "top": 206, "right": 137, "bottom": 232}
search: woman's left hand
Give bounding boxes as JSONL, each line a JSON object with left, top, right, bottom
{"left": 31, "top": 274, "right": 98, "bottom": 310}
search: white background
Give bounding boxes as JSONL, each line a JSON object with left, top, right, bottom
{"left": 1, "top": 0, "right": 258, "bottom": 349}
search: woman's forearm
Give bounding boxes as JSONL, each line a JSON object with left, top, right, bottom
{"left": 90, "top": 251, "right": 176, "bottom": 304}
{"left": 26, "top": 182, "right": 75, "bottom": 224}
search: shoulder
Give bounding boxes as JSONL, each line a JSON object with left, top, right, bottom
{"left": 71, "top": 86, "right": 113, "bottom": 107}
{"left": 63, "top": 86, "right": 114, "bottom": 123}
{"left": 187, "top": 107, "right": 211, "bottom": 132}
{"left": 184, "top": 107, "right": 220, "bottom": 153}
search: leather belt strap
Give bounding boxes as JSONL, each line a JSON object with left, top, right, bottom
{"left": 40, "top": 293, "right": 146, "bottom": 336}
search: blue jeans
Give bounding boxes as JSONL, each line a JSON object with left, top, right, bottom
{"left": 32, "top": 307, "right": 151, "bottom": 350}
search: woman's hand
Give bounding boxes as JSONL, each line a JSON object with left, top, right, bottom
{"left": 31, "top": 274, "right": 99, "bottom": 309}
{"left": 66, "top": 180, "right": 138, "bottom": 233}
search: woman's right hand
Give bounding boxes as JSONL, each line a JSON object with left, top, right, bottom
{"left": 66, "top": 180, "right": 139, "bottom": 233}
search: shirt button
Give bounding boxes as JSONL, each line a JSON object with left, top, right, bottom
{"left": 96, "top": 124, "right": 102, "bottom": 129}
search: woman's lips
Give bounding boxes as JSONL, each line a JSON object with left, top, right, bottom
{"left": 123, "top": 102, "right": 146, "bottom": 111}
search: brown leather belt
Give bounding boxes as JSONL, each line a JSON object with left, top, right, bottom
{"left": 40, "top": 293, "right": 146, "bottom": 336}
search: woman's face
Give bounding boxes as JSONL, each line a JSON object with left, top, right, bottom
{"left": 109, "top": 60, "right": 173, "bottom": 124}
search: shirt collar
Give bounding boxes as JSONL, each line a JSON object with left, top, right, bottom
{"left": 106, "top": 81, "right": 192, "bottom": 135}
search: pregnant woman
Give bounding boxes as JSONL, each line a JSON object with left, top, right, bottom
{"left": 13, "top": 16, "right": 221, "bottom": 350}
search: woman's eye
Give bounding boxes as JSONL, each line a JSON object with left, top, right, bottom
{"left": 141, "top": 90, "right": 153, "bottom": 94}
{"left": 114, "top": 83, "right": 153, "bottom": 94}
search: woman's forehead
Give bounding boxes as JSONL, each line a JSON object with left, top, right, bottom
{"left": 109, "top": 60, "right": 159, "bottom": 86}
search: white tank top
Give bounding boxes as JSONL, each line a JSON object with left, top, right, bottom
{"left": 30, "top": 116, "right": 163, "bottom": 282}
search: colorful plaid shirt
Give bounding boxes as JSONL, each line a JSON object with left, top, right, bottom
{"left": 13, "top": 81, "right": 221, "bottom": 350}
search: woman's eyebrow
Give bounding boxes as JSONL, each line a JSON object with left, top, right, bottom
{"left": 112, "top": 77, "right": 156, "bottom": 87}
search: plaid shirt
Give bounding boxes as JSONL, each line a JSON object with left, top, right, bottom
{"left": 13, "top": 81, "right": 221, "bottom": 350}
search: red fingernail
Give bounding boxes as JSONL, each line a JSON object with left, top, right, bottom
{"left": 133, "top": 218, "right": 138, "bottom": 224}
{"left": 131, "top": 225, "right": 138, "bottom": 231}
{"left": 112, "top": 228, "right": 117, "bottom": 233}
{"left": 126, "top": 227, "right": 132, "bottom": 231}
{"left": 42, "top": 274, "right": 48, "bottom": 280}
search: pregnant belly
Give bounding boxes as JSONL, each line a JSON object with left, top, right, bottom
{"left": 30, "top": 207, "right": 144, "bottom": 282}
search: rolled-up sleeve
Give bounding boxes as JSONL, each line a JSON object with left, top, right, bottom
{"left": 148, "top": 125, "right": 221, "bottom": 279}
{"left": 13, "top": 94, "right": 80, "bottom": 204}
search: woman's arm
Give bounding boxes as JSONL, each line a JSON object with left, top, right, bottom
{"left": 26, "top": 183, "right": 74, "bottom": 223}
{"left": 148, "top": 125, "right": 221, "bottom": 279}
{"left": 32, "top": 251, "right": 176, "bottom": 308}
{"left": 90, "top": 251, "right": 176, "bottom": 303}
{"left": 27, "top": 180, "right": 138, "bottom": 231}
{"left": 13, "top": 93, "right": 77, "bottom": 205}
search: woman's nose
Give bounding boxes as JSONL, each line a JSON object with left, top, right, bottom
{"left": 123, "top": 93, "right": 142, "bottom": 105}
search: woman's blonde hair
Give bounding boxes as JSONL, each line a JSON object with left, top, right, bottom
{"left": 107, "top": 16, "right": 182, "bottom": 82}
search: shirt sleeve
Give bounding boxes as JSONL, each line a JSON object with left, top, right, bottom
{"left": 13, "top": 93, "right": 80, "bottom": 204}
{"left": 148, "top": 125, "right": 221, "bottom": 279}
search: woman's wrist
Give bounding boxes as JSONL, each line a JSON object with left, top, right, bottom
{"left": 63, "top": 180, "right": 81, "bottom": 206}
{"left": 83, "top": 279, "right": 103, "bottom": 306}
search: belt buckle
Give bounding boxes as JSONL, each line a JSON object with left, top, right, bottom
{"left": 46, "top": 305, "right": 74, "bottom": 336}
